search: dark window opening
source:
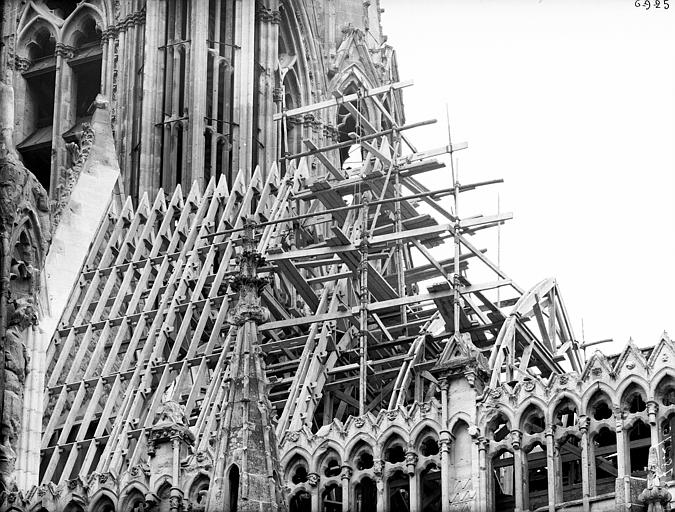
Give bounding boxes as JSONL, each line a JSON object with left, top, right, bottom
{"left": 71, "top": 17, "right": 102, "bottom": 47}
{"left": 292, "top": 465, "right": 308, "bottom": 485}
{"left": 526, "top": 444, "right": 548, "bottom": 511}
{"left": 26, "top": 27, "right": 56, "bottom": 60}
{"left": 356, "top": 451, "right": 374, "bottom": 470}
{"left": 322, "top": 483, "right": 342, "bottom": 512}
{"left": 560, "top": 436, "right": 582, "bottom": 503}
{"left": 324, "top": 458, "right": 341, "bottom": 478}
{"left": 627, "top": 392, "right": 647, "bottom": 414}
{"left": 19, "top": 146, "right": 52, "bottom": 191}
{"left": 388, "top": 470, "right": 410, "bottom": 512}
{"left": 290, "top": 491, "right": 311, "bottom": 512}
{"left": 593, "top": 427, "right": 618, "bottom": 496}
{"left": 420, "top": 436, "right": 440, "bottom": 457}
{"left": 593, "top": 401, "right": 613, "bottom": 421}
{"left": 228, "top": 464, "right": 239, "bottom": 512}
{"left": 385, "top": 444, "right": 406, "bottom": 464}
{"left": 661, "top": 386, "right": 675, "bottom": 406}
{"left": 92, "top": 497, "right": 115, "bottom": 512}
{"left": 45, "top": 0, "right": 78, "bottom": 18}
{"left": 629, "top": 420, "right": 651, "bottom": 477}
{"left": 420, "top": 464, "right": 441, "bottom": 512}
{"left": 19, "top": 69, "right": 56, "bottom": 190}
{"left": 555, "top": 402, "right": 578, "bottom": 427}
{"left": 662, "top": 415, "right": 675, "bottom": 475}
{"left": 492, "top": 451, "right": 515, "bottom": 512}
{"left": 26, "top": 70, "right": 56, "bottom": 129}
{"left": 337, "top": 102, "right": 359, "bottom": 166}
{"left": 489, "top": 413, "right": 511, "bottom": 442}
{"left": 522, "top": 407, "right": 546, "bottom": 435}
{"left": 72, "top": 59, "right": 102, "bottom": 118}
{"left": 355, "top": 478, "right": 377, "bottom": 512}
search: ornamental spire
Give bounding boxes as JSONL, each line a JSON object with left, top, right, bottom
{"left": 205, "top": 219, "right": 286, "bottom": 511}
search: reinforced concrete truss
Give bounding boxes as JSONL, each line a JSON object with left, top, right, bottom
{"left": 42, "top": 82, "right": 583, "bottom": 483}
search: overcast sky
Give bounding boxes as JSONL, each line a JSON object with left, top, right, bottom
{"left": 382, "top": 0, "right": 675, "bottom": 354}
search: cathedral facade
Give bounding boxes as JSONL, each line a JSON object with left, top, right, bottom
{"left": 0, "top": 1, "right": 673, "bottom": 512}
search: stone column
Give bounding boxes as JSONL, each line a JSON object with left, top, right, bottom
{"left": 647, "top": 401, "right": 660, "bottom": 449}
{"left": 374, "top": 459, "right": 385, "bottom": 512}
{"left": 439, "top": 437, "right": 452, "bottom": 512}
{"left": 52, "top": 43, "right": 75, "bottom": 199}
{"left": 187, "top": 0, "right": 209, "bottom": 189}
{"left": 511, "top": 430, "right": 523, "bottom": 512}
{"left": 545, "top": 426, "right": 556, "bottom": 512}
{"left": 340, "top": 465, "right": 352, "bottom": 512}
{"left": 477, "top": 437, "right": 488, "bottom": 512}
{"left": 406, "top": 451, "right": 419, "bottom": 512}
{"left": 614, "top": 406, "right": 629, "bottom": 507}
{"left": 308, "top": 472, "right": 320, "bottom": 512}
{"left": 579, "top": 416, "right": 591, "bottom": 512}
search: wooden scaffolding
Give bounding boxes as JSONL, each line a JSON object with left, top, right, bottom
{"left": 41, "top": 81, "right": 583, "bottom": 483}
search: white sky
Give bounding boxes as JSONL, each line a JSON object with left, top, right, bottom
{"left": 382, "top": 0, "right": 675, "bottom": 354}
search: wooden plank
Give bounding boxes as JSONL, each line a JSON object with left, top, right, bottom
{"left": 273, "top": 80, "right": 414, "bottom": 121}
{"left": 303, "top": 139, "right": 344, "bottom": 180}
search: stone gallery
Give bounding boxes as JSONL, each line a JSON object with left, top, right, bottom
{"left": 0, "top": 1, "right": 672, "bottom": 511}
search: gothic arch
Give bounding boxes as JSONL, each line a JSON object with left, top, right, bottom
{"left": 60, "top": 4, "right": 106, "bottom": 46}
{"left": 284, "top": 453, "right": 310, "bottom": 485}
{"left": 620, "top": 381, "right": 649, "bottom": 414}
{"left": 379, "top": 425, "right": 410, "bottom": 449}
{"left": 118, "top": 484, "right": 148, "bottom": 512}
{"left": 409, "top": 419, "right": 441, "bottom": 443}
{"left": 549, "top": 393, "right": 581, "bottom": 426}
{"left": 349, "top": 440, "right": 375, "bottom": 471}
{"left": 617, "top": 377, "right": 651, "bottom": 403}
{"left": 311, "top": 440, "right": 344, "bottom": 471}
{"left": 187, "top": 472, "right": 210, "bottom": 509}
{"left": 515, "top": 396, "right": 548, "bottom": 429}
{"left": 89, "top": 491, "right": 116, "bottom": 512}
{"left": 16, "top": 16, "right": 58, "bottom": 58}
{"left": 280, "top": 446, "right": 314, "bottom": 471}
{"left": 580, "top": 381, "right": 616, "bottom": 411}
{"left": 519, "top": 403, "right": 546, "bottom": 436}
{"left": 651, "top": 368, "right": 675, "bottom": 400}
{"left": 447, "top": 412, "right": 473, "bottom": 434}
{"left": 584, "top": 388, "right": 614, "bottom": 422}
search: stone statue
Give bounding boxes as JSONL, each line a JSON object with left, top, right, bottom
{"left": 0, "top": 298, "right": 37, "bottom": 491}
{"left": 638, "top": 446, "right": 672, "bottom": 512}
{"left": 154, "top": 400, "right": 188, "bottom": 427}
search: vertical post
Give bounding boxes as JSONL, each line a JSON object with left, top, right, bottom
{"left": 232, "top": 0, "right": 256, "bottom": 185}
{"left": 170, "top": 438, "right": 183, "bottom": 512}
{"left": 341, "top": 465, "right": 352, "bottom": 512}
{"left": 647, "top": 401, "right": 660, "bottom": 448}
{"left": 545, "top": 426, "right": 557, "bottom": 512}
{"left": 614, "top": 406, "right": 628, "bottom": 507}
{"left": 579, "top": 417, "right": 591, "bottom": 512}
{"left": 511, "top": 430, "right": 523, "bottom": 512}
{"left": 139, "top": 0, "right": 161, "bottom": 197}
{"left": 309, "top": 473, "right": 320, "bottom": 511}
{"left": 393, "top": 166, "right": 407, "bottom": 333}
{"left": 439, "top": 379, "right": 451, "bottom": 512}
{"left": 452, "top": 169, "right": 461, "bottom": 339}
{"left": 477, "top": 437, "right": 488, "bottom": 512}
{"left": 358, "top": 193, "right": 369, "bottom": 416}
{"left": 188, "top": 0, "right": 208, "bottom": 189}
{"left": 374, "top": 448, "right": 385, "bottom": 512}
{"left": 406, "top": 450, "right": 419, "bottom": 512}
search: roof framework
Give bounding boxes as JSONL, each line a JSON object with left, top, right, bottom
{"left": 41, "top": 81, "right": 583, "bottom": 483}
